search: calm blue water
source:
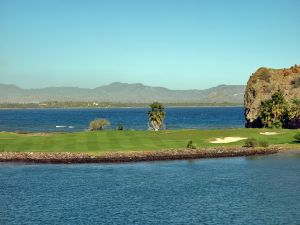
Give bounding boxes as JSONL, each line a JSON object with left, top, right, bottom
{"left": 0, "top": 107, "right": 244, "bottom": 132}
{"left": 0, "top": 152, "right": 299, "bottom": 225}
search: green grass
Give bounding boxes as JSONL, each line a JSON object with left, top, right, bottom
{"left": 0, "top": 129, "right": 299, "bottom": 154}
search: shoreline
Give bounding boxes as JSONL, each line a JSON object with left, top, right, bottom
{"left": 0, "top": 147, "right": 281, "bottom": 164}
{"left": 0, "top": 105, "right": 243, "bottom": 110}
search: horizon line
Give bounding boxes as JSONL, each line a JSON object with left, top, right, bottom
{"left": 0, "top": 82, "right": 246, "bottom": 91}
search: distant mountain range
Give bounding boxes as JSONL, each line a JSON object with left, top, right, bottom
{"left": 0, "top": 82, "right": 246, "bottom": 103}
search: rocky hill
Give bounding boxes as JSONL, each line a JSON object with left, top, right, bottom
{"left": 0, "top": 82, "right": 245, "bottom": 104}
{"left": 244, "top": 65, "right": 300, "bottom": 127}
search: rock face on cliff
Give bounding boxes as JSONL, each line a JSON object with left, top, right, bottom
{"left": 244, "top": 65, "right": 300, "bottom": 128}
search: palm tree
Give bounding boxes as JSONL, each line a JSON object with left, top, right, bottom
{"left": 259, "top": 91, "right": 287, "bottom": 128}
{"left": 148, "top": 102, "right": 166, "bottom": 131}
{"left": 259, "top": 100, "right": 273, "bottom": 128}
{"left": 287, "top": 99, "right": 300, "bottom": 128}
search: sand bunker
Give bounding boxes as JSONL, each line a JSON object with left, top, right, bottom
{"left": 210, "top": 137, "right": 247, "bottom": 144}
{"left": 260, "top": 132, "right": 279, "bottom": 135}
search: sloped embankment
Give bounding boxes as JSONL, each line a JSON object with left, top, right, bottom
{"left": 0, "top": 147, "right": 280, "bottom": 163}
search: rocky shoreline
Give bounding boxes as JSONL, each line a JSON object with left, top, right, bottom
{"left": 0, "top": 147, "right": 280, "bottom": 164}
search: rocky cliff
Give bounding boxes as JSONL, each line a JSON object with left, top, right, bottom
{"left": 244, "top": 65, "right": 300, "bottom": 127}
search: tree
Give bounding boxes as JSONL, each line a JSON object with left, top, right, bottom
{"left": 148, "top": 102, "right": 166, "bottom": 131}
{"left": 288, "top": 99, "right": 300, "bottom": 119}
{"left": 287, "top": 99, "right": 300, "bottom": 128}
{"left": 259, "top": 100, "right": 273, "bottom": 128}
{"left": 258, "top": 91, "right": 287, "bottom": 128}
{"left": 89, "top": 118, "right": 110, "bottom": 131}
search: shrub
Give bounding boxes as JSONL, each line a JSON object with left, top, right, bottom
{"left": 244, "top": 138, "right": 258, "bottom": 148}
{"left": 291, "top": 77, "right": 300, "bottom": 88}
{"left": 292, "top": 67, "right": 299, "bottom": 73}
{"left": 261, "top": 72, "right": 270, "bottom": 82}
{"left": 187, "top": 140, "right": 197, "bottom": 149}
{"left": 283, "top": 70, "right": 290, "bottom": 76}
{"left": 245, "top": 138, "right": 269, "bottom": 147}
{"left": 258, "top": 140, "right": 269, "bottom": 147}
{"left": 117, "top": 124, "right": 124, "bottom": 130}
{"left": 257, "top": 68, "right": 271, "bottom": 82}
{"left": 294, "top": 132, "right": 300, "bottom": 142}
{"left": 89, "top": 118, "right": 110, "bottom": 131}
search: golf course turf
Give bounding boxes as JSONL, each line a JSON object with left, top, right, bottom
{"left": 0, "top": 128, "right": 299, "bottom": 153}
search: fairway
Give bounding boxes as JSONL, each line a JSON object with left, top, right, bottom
{"left": 0, "top": 129, "right": 299, "bottom": 154}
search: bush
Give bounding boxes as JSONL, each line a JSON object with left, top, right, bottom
{"left": 261, "top": 72, "right": 270, "bottom": 82}
{"left": 244, "top": 138, "right": 269, "bottom": 147}
{"left": 257, "top": 68, "right": 270, "bottom": 82}
{"left": 117, "top": 124, "right": 124, "bottom": 130}
{"left": 294, "top": 132, "right": 300, "bottom": 142}
{"left": 258, "top": 140, "right": 269, "bottom": 147}
{"left": 187, "top": 140, "right": 197, "bottom": 149}
{"left": 291, "top": 77, "right": 300, "bottom": 88}
{"left": 244, "top": 138, "right": 258, "bottom": 148}
{"left": 89, "top": 118, "right": 110, "bottom": 131}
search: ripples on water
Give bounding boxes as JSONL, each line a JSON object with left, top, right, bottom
{"left": 1, "top": 153, "right": 300, "bottom": 225}
{"left": 0, "top": 107, "right": 244, "bottom": 132}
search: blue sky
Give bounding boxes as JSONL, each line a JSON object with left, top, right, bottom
{"left": 0, "top": 0, "right": 299, "bottom": 89}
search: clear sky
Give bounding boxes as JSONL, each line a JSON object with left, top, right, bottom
{"left": 0, "top": 0, "right": 299, "bottom": 89}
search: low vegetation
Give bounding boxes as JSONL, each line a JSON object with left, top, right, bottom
{"left": 187, "top": 140, "right": 197, "bottom": 149}
{"left": 294, "top": 132, "right": 300, "bottom": 143}
{"left": 291, "top": 77, "right": 300, "bottom": 88}
{"left": 244, "top": 138, "right": 269, "bottom": 148}
{"left": 116, "top": 124, "right": 124, "bottom": 130}
{"left": 89, "top": 118, "right": 110, "bottom": 131}
{"left": 260, "top": 68, "right": 271, "bottom": 82}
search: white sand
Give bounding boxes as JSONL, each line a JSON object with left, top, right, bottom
{"left": 210, "top": 137, "right": 247, "bottom": 144}
{"left": 260, "top": 132, "right": 279, "bottom": 135}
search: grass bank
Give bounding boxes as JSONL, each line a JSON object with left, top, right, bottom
{"left": 0, "top": 128, "right": 299, "bottom": 154}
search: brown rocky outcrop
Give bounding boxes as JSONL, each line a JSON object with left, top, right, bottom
{"left": 244, "top": 65, "right": 300, "bottom": 127}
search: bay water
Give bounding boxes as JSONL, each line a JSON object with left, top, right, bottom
{"left": 1, "top": 152, "right": 299, "bottom": 224}
{"left": 0, "top": 107, "right": 244, "bottom": 132}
